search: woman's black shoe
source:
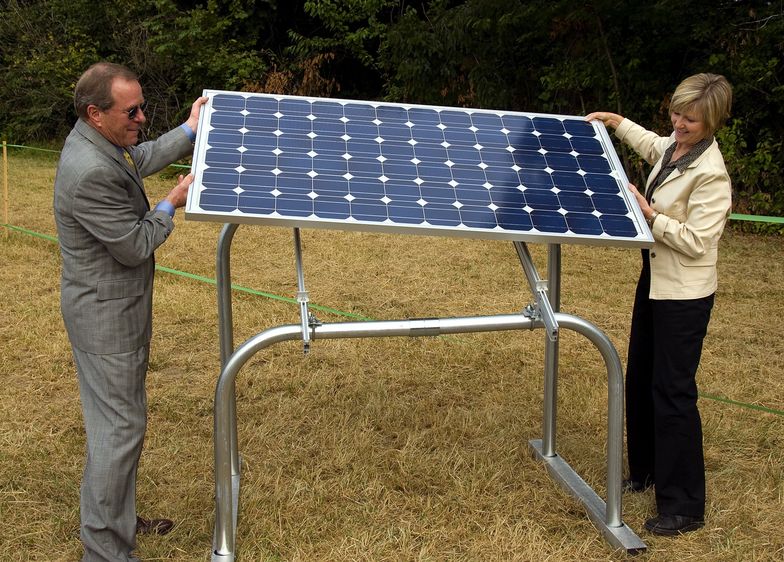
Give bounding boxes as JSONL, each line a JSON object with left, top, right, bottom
{"left": 622, "top": 477, "right": 653, "bottom": 493}
{"left": 644, "top": 514, "right": 704, "bottom": 536}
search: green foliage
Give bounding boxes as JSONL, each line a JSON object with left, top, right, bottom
{"left": 0, "top": 0, "right": 781, "bottom": 221}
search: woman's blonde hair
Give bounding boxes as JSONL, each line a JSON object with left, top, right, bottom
{"left": 669, "top": 73, "right": 733, "bottom": 137}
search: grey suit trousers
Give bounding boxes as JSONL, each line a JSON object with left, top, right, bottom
{"left": 72, "top": 345, "right": 149, "bottom": 562}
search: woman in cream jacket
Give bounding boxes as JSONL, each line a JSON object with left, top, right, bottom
{"left": 587, "top": 73, "right": 733, "bottom": 536}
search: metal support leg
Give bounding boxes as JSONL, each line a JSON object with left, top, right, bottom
{"left": 217, "top": 223, "right": 240, "bottom": 478}
{"left": 293, "top": 228, "right": 312, "bottom": 353}
{"left": 210, "top": 312, "right": 645, "bottom": 559}
{"left": 542, "top": 244, "right": 561, "bottom": 457}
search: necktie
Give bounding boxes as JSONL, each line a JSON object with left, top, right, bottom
{"left": 123, "top": 150, "right": 136, "bottom": 170}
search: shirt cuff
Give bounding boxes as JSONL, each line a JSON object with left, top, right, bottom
{"left": 180, "top": 123, "right": 196, "bottom": 142}
{"left": 154, "top": 199, "right": 176, "bottom": 217}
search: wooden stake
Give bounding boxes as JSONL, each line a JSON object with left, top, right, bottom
{"left": 2, "top": 140, "right": 8, "bottom": 237}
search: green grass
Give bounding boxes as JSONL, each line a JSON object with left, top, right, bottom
{"left": 1, "top": 150, "right": 783, "bottom": 561}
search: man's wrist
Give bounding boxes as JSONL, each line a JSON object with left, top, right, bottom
{"left": 647, "top": 211, "right": 659, "bottom": 227}
{"left": 154, "top": 199, "right": 176, "bottom": 217}
{"left": 180, "top": 123, "right": 196, "bottom": 142}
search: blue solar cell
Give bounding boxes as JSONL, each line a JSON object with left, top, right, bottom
{"left": 383, "top": 161, "right": 418, "bottom": 180}
{"left": 447, "top": 146, "right": 481, "bottom": 166}
{"left": 202, "top": 192, "right": 239, "bottom": 212}
{"left": 476, "top": 128, "right": 509, "bottom": 148}
{"left": 412, "top": 124, "right": 445, "bottom": 144}
{"left": 245, "top": 96, "right": 277, "bottom": 114}
{"left": 311, "top": 101, "right": 344, "bottom": 119}
{"left": 346, "top": 179, "right": 382, "bottom": 197}
{"left": 525, "top": 189, "right": 560, "bottom": 210}
{"left": 280, "top": 98, "right": 311, "bottom": 116}
{"left": 510, "top": 133, "right": 541, "bottom": 151}
{"left": 491, "top": 186, "right": 526, "bottom": 208}
{"left": 539, "top": 134, "right": 573, "bottom": 153}
{"left": 563, "top": 118, "right": 595, "bottom": 137}
{"left": 520, "top": 169, "right": 553, "bottom": 189}
{"left": 452, "top": 165, "right": 486, "bottom": 185}
{"left": 386, "top": 180, "right": 420, "bottom": 200}
{"left": 502, "top": 114, "right": 534, "bottom": 134}
{"left": 497, "top": 209, "right": 533, "bottom": 231}
{"left": 578, "top": 154, "right": 612, "bottom": 174}
{"left": 545, "top": 153, "right": 580, "bottom": 172}
{"left": 205, "top": 148, "right": 241, "bottom": 168}
{"left": 376, "top": 105, "right": 408, "bottom": 123}
{"left": 345, "top": 138, "right": 378, "bottom": 158}
{"left": 351, "top": 198, "right": 388, "bottom": 222}
{"left": 388, "top": 200, "right": 425, "bottom": 224}
{"left": 415, "top": 144, "right": 448, "bottom": 163}
{"left": 424, "top": 204, "right": 462, "bottom": 226}
{"left": 461, "top": 207, "right": 499, "bottom": 229}
{"left": 443, "top": 127, "right": 476, "bottom": 146}
{"left": 203, "top": 169, "right": 238, "bottom": 188}
{"left": 240, "top": 152, "right": 276, "bottom": 171}
{"left": 566, "top": 213, "right": 603, "bottom": 235}
{"left": 558, "top": 192, "right": 594, "bottom": 213}
{"left": 480, "top": 148, "right": 515, "bottom": 166}
{"left": 379, "top": 141, "right": 414, "bottom": 160}
{"left": 417, "top": 162, "right": 452, "bottom": 182}
{"left": 345, "top": 121, "right": 378, "bottom": 139}
{"left": 533, "top": 117, "right": 566, "bottom": 135}
{"left": 470, "top": 112, "right": 503, "bottom": 130}
{"left": 600, "top": 215, "right": 637, "bottom": 237}
{"left": 348, "top": 158, "right": 383, "bottom": 178}
{"left": 188, "top": 91, "right": 650, "bottom": 246}
{"left": 244, "top": 114, "right": 278, "bottom": 131}
{"left": 592, "top": 193, "right": 629, "bottom": 214}
{"left": 314, "top": 197, "right": 351, "bottom": 219}
{"left": 584, "top": 173, "right": 621, "bottom": 194}
{"left": 514, "top": 150, "right": 547, "bottom": 169}
{"left": 408, "top": 107, "right": 440, "bottom": 125}
{"left": 313, "top": 118, "right": 345, "bottom": 136}
{"left": 485, "top": 168, "right": 521, "bottom": 188}
{"left": 344, "top": 103, "right": 375, "bottom": 121}
{"left": 440, "top": 110, "right": 472, "bottom": 128}
{"left": 378, "top": 122, "right": 411, "bottom": 142}
{"left": 531, "top": 210, "right": 568, "bottom": 232}
{"left": 211, "top": 111, "right": 245, "bottom": 130}
{"left": 212, "top": 94, "right": 245, "bottom": 112}
{"left": 570, "top": 136, "right": 604, "bottom": 155}
{"left": 551, "top": 171, "right": 586, "bottom": 192}
{"left": 314, "top": 177, "right": 350, "bottom": 196}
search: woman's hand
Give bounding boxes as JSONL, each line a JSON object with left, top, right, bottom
{"left": 628, "top": 183, "right": 655, "bottom": 220}
{"left": 585, "top": 111, "right": 625, "bottom": 130}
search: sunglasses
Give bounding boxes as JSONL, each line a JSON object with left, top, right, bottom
{"left": 121, "top": 101, "right": 148, "bottom": 120}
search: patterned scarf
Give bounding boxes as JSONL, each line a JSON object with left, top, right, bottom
{"left": 645, "top": 135, "right": 713, "bottom": 203}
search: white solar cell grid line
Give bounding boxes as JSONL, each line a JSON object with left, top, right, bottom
{"left": 185, "top": 90, "right": 653, "bottom": 248}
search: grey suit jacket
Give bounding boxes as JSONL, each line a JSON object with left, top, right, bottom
{"left": 54, "top": 119, "right": 193, "bottom": 354}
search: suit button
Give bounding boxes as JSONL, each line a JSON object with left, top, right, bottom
{"left": 651, "top": 252, "right": 656, "bottom": 258}
{"left": 651, "top": 198, "right": 656, "bottom": 203}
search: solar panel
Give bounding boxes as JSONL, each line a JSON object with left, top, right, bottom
{"left": 186, "top": 90, "right": 653, "bottom": 248}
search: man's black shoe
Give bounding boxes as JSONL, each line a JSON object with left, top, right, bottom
{"left": 622, "top": 477, "right": 653, "bottom": 493}
{"left": 136, "top": 516, "right": 174, "bottom": 535}
{"left": 644, "top": 514, "right": 704, "bottom": 536}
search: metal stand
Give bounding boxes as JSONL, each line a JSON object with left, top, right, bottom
{"left": 211, "top": 225, "right": 646, "bottom": 560}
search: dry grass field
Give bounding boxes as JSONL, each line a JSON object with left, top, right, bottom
{"left": 1, "top": 148, "right": 783, "bottom": 561}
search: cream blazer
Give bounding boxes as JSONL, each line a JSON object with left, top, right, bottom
{"left": 615, "top": 118, "right": 732, "bottom": 300}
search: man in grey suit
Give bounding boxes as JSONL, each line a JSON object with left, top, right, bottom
{"left": 53, "top": 62, "right": 207, "bottom": 561}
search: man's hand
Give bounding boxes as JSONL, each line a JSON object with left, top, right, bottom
{"left": 184, "top": 97, "right": 209, "bottom": 134}
{"left": 165, "top": 174, "right": 193, "bottom": 209}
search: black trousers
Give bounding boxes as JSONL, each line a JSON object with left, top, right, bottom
{"left": 626, "top": 252, "right": 714, "bottom": 518}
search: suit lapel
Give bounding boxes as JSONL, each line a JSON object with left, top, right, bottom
{"left": 75, "top": 120, "right": 150, "bottom": 210}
